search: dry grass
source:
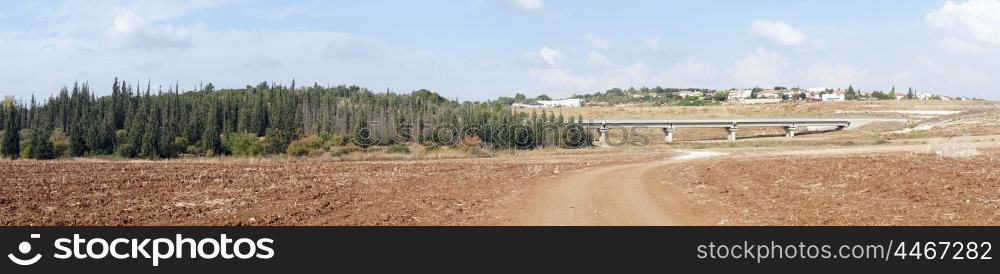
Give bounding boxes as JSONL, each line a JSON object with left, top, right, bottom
{"left": 926, "top": 137, "right": 981, "bottom": 158}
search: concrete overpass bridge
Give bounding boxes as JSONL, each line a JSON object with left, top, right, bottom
{"left": 581, "top": 119, "right": 851, "bottom": 144}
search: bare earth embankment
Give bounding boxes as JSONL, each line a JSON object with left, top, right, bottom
{"left": 662, "top": 148, "right": 1000, "bottom": 225}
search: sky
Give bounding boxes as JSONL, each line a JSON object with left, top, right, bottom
{"left": 1, "top": 0, "right": 999, "bottom": 100}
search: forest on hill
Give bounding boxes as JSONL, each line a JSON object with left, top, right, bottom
{"left": 0, "top": 79, "right": 591, "bottom": 160}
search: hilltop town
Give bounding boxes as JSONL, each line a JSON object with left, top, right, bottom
{"left": 510, "top": 86, "right": 975, "bottom": 108}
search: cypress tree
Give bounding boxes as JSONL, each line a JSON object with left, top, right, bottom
{"left": 139, "top": 109, "right": 161, "bottom": 159}
{"left": 2, "top": 107, "right": 19, "bottom": 158}
{"left": 68, "top": 123, "right": 86, "bottom": 156}
{"left": 202, "top": 103, "right": 222, "bottom": 156}
{"left": 28, "top": 128, "right": 55, "bottom": 160}
{"left": 352, "top": 113, "right": 372, "bottom": 148}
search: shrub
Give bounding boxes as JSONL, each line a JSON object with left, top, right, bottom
{"left": 465, "top": 147, "right": 492, "bottom": 158}
{"left": 160, "top": 137, "right": 188, "bottom": 158}
{"left": 48, "top": 129, "right": 70, "bottom": 158}
{"left": 423, "top": 143, "right": 440, "bottom": 152}
{"left": 19, "top": 129, "right": 33, "bottom": 141}
{"left": 223, "top": 133, "right": 263, "bottom": 156}
{"left": 461, "top": 135, "right": 482, "bottom": 147}
{"left": 114, "top": 129, "right": 128, "bottom": 142}
{"left": 331, "top": 146, "right": 362, "bottom": 157}
{"left": 678, "top": 97, "right": 706, "bottom": 106}
{"left": 185, "top": 145, "right": 202, "bottom": 156}
{"left": 286, "top": 144, "right": 308, "bottom": 157}
{"left": 53, "top": 140, "right": 69, "bottom": 158}
{"left": 299, "top": 135, "right": 324, "bottom": 149}
{"left": 115, "top": 144, "right": 137, "bottom": 158}
{"left": 286, "top": 135, "right": 325, "bottom": 157}
{"left": 264, "top": 128, "right": 296, "bottom": 154}
{"left": 387, "top": 144, "right": 410, "bottom": 154}
{"left": 562, "top": 124, "right": 590, "bottom": 148}
{"left": 27, "top": 130, "right": 56, "bottom": 160}
{"left": 328, "top": 134, "right": 349, "bottom": 146}
{"left": 318, "top": 131, "right": 332, "bottom": 143}
{"left": 19, "top": 140, "right": 31, "bottom": 159}
{"left": 351, "top": 127, "right": 374, "bottom": 149}
{"left": 286, "top": 140, "right": 310, "bottom": 157}
{"left": 308, "top": 149, "right": 326, "bottom": 157}
{"left": 317, "top": 132, "right": 349, "bottom": 148}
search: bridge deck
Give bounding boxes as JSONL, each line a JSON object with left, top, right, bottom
{"left": 580, "top": 119, "right": 851, "bottom": 129}
{"left": 581, "top": 119, "right": 851, "bottom": 143}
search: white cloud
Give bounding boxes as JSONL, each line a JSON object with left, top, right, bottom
{"left": 324, "top": 36, "right": 383, "bottom": 59}
{"left": 587, "top": 51, "right": 610, "bottom": 66}
{"left": 508, "top": 0, "right": 544, "bottom": 11}
{"left": 729, "top": 48, "right": 789, "bottom": 86}
{"left": 604, "top": 63, "right": 652, "bottom": 88}
{"left": 939, "top": 38, "right": 985, "bottom": 54}
{"left": 599, "top": 61, "right": 718, "bottom": 89}
{"left": 586, "top": 32, "right": 609, "bottom": 50}
{"left": 928, "top": 0, "right": 1000, "bottom": 46}
{"left": 643, "top": 36, "right": 661, "bottom": 50}
{"left": 750, "top": 19, "right": 806, "bottom": 46}
{"left": 103, "top": 9, "right": 193, "bottom": 49}
{"left": 804, "top": 63, "right": 865, "bottom": 86}
{"left": 537, "top": 46, "right": 562, "bottom": 67}
{"left": 260, "top": 6, "right": 299, "bottom": 21}
{"left": 132, "top": 60, "right": 164, "bottom": 71}
{"left": 658, "top": 61, "right": 716, "bottom": 87}
{"left": 528, "top": 68, "right": 593, "bottom": 89}
{"left": 32, "top": 0, "right": 232, "bottom": 36}
{"left": 244, "top": 57, "right": 284, "bottom": 69}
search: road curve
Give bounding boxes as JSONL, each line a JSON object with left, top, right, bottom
{"left": 507, "top": 151, "right": 721, "bottom": 226}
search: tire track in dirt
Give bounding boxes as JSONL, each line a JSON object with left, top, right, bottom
{"left": 506, "top": 151, "right": 723, "bottom": 226}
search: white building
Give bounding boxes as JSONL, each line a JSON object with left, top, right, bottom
{"left": 758, "top": 90, "right": 782, "bottom": 99}
{"left": 511, "top": 102, "right": 543, "bottom": 108}
{"left": 821, "top": 94, "right": 845, "bottom": 102}
{"left": 806, "top": 87, "right": 828, "bottom": 93}
{"left": 727, "top": 89, "right": 752, "bottom": 101}
{"left": 676, "top": 91, "right": 704, "bottom": 98}
{"left": 537, "top": 98, "right": 583, "bottom": 108}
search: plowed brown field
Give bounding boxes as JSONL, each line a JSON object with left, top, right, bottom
{"left": 0, "top": 152, "right": 666, "bottom": 226}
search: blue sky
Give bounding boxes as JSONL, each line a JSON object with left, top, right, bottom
{"left": 1, "top": 0, "right": 998, "bottom": 100}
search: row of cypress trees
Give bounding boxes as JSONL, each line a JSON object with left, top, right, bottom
{"left": 0, "top": 79, "right": 591, "bottom": 159}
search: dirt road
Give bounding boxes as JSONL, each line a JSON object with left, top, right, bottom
{"left": 508, "top": 151, "right": 723, "bottom": 225}
{"left": 507, "top": 135, "right": 1000, "bottom": 226}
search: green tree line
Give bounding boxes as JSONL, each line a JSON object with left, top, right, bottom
{"left": 0, "top": 79, "right": 591, "bottom": 160}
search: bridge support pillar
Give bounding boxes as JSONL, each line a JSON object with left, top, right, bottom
{"left": 662, "top": 128, "right": 675, "bottom": 143}
{"left": 785, "top": 126, "right": 797, "bottom": 138}
{"left": 727, "top": 127, "right": 738, "bottom": 142}
{"left": 598, "top": 128, "right": 608, "bottom": 146}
